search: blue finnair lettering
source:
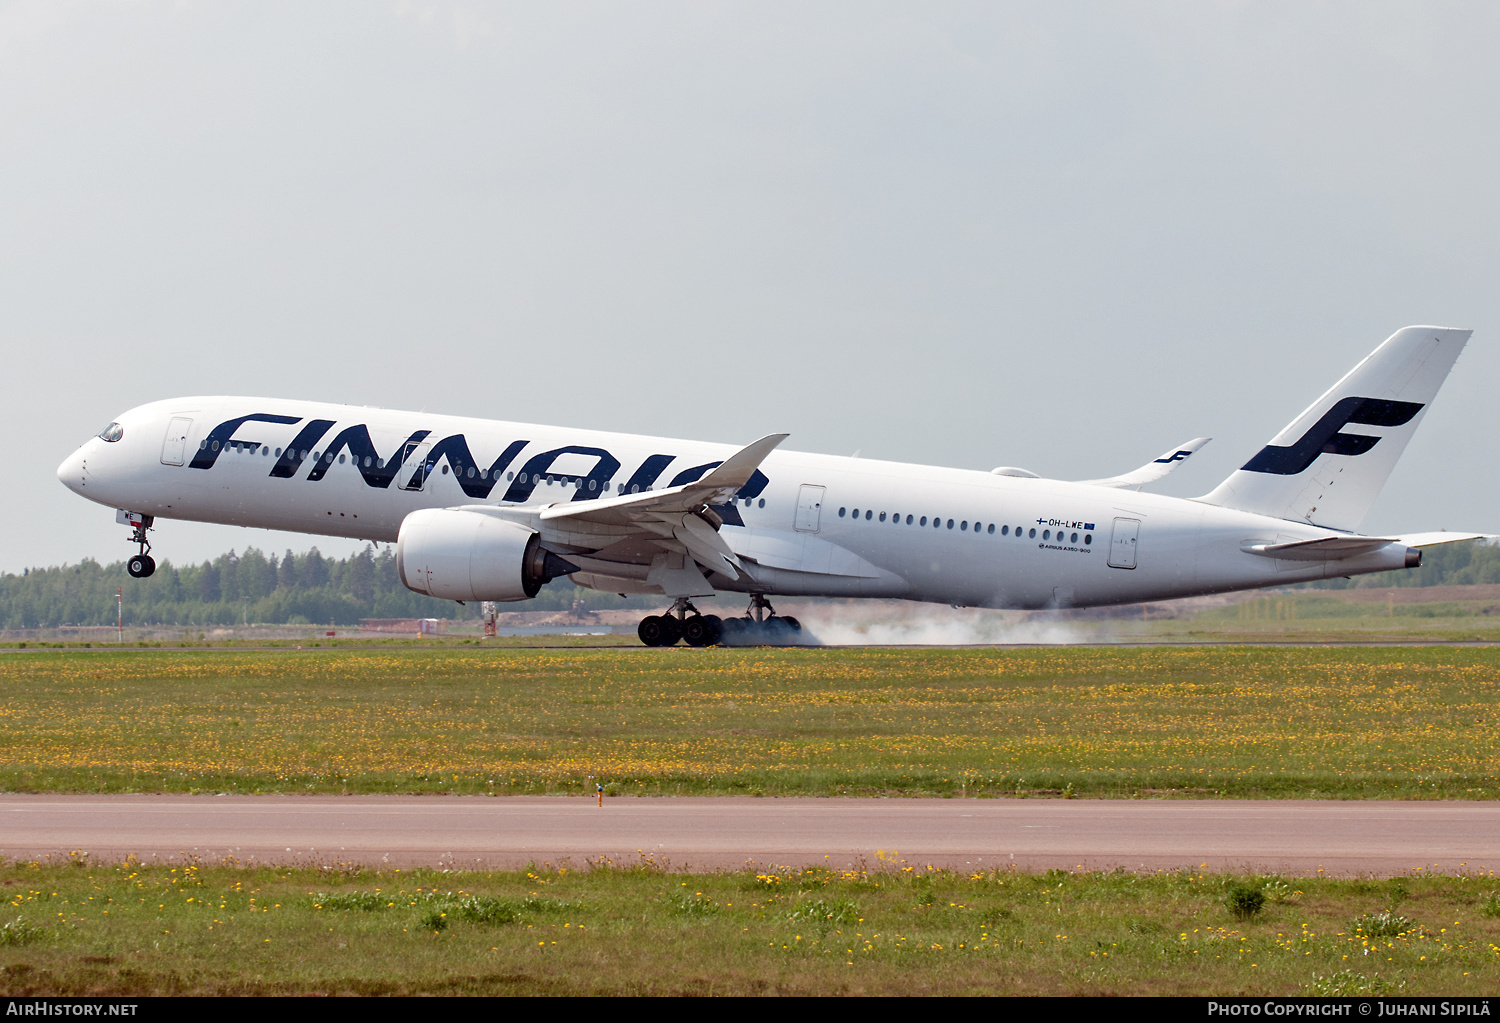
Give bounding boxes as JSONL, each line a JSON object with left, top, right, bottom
{"left": 270, "top": 420, "right": 336, "bottom": 478}
{"left": 189, "top": 413, "right": 302, "bottom": 469}
{"left": 403, "top": 436, "right": 529, "bottom": 498}
{"left": 305, "top": 426, "right": 434, "bottom": 489}
{"left": 1242, "top": 396, "right": 1424, "bottom": 476}
{"left": 621, "top": 454, "right": 675, "bottom": 494}
{"left": 501, "top": 446, "right": 622, "bottom": 503}
{"left": 194, "top": 413, "right": 773, "bottom": 505}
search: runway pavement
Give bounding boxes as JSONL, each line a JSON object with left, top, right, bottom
{"left": 2, "top": 795, "right": 1498, "bottom": 876}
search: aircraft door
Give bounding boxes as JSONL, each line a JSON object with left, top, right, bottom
{"left": 794, "top": 485, "right": 825, "bottom": 533}
{"left": 398, "top": 439, "right": 436, "bottom": 492}
{"left": 1108, "top": 517, "right": 1140, "bottom": 569}
{"left": 161, "top": 418, "right": 192, "bottom": 466}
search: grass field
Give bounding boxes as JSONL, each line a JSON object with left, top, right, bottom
{"left": 1, "top": 646, "right": 1497, "bottom": 799}
{"left": 0, "top": 858, "right": 1496, "bottom": 995}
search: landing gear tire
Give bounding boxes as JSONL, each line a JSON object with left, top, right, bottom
{"left": 682, "top": 614, "right": 721, "bottom": 647}
{"left": 779, "top": 615, "right": 801, "bottom": 633}
{"left": 657, "top": 614, "right": 682, "bottom": 646}
{"left": 127, "top": 554, "right": 156, "bottom": 579}
{"left": 638, "top": 615, "right": 671, "bottom": 647}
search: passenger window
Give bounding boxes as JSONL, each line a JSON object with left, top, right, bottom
{"left": 946, "top": 519, "right": 954, "bottom": 529}
{"left": 879, "top": 512, "right": 886, "bottom": 522}
{"left": 839, "top": 507, "right": 847, "bottom": 517}
{"left": 961, "top": 521, "right": 968, "bottom": 531}
{"left": 905, "top": 515, "right": 913, "bottom": 524}
{"left": 1085, "top": 534, "right": 1092, "bottom": 544}
{"left": 1001, "top": 525, "right": 1009, "bottom": 535}
{"left": 1043, "top": 529, "right": 1050, "bottom": 540}
{"left": 920, "top": 516, "right": 927, "bottom": 526}
{"left": 1029, "top": 528, "right": 1036, "bottom": 538}
{"left": 758, "top": 498, "right": 765, "bottom": 508}
{"left": 865, "top": 510, "right": 872, "bottom": 520}
{"left": 441, "top": 465, "right": 450, "bottom": 475}
{"left": 988, "top": 524, "right": 995, "bottom": 534}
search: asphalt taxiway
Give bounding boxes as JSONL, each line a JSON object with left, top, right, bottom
{"left": 2, "top": 795, "right": 1496, "bottom": 876}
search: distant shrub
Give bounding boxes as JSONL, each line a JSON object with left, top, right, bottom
{"left": 451, "top": 895, "right": 519, "bottom": 925}
{"left": 1224, "top": 882, "right": 1266, "bottom": 919}
{"left": 786, "top": 898, "right": 859, "bottom": 926}
{"left": 1261, "top": 878, "right": 1298, "bottom": 905}
{"left": 308, "top": 891, "right": 390, "bottom": 912}
{"left": 1305, "top": 970, "right": 1405, "bottom": 996}
{"left": 665, "top": 891, "right": 719, "bottom": 917}
{"left": 0, "top": 918, "right": 45, "bottom": 946}
{"left": 1352, "top": 911, "right": 1416, "bottom": 937}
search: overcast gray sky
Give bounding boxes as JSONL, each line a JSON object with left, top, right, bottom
{"left": 5, "top": 0, "right": 1499, "bottom": 573}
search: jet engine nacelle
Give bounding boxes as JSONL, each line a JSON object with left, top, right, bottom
{"left": 396, "top": 508, "right": 576, "bottom": 602}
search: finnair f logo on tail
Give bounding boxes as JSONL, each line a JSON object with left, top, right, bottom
{"left": 1241, "top": 396, "right": 1424, "bottom": 476}
{"left": 1152, "top": 450, "right": 1194, "bottom": 465}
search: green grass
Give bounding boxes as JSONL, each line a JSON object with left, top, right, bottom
{"left": 0, "top": 646, "right": 1497, "bottom": 799}
{"left": 0, "top": 859, "right": 1496, "bottom": 995}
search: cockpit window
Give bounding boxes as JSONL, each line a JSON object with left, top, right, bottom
{"left": 98, "top": 423, "right": 124, "bottom": 443}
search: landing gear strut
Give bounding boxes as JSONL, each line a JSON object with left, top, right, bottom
{"left": 716, "top": 593, "right": 801, "bottom": 645}
{"left": 122, "top": 512, "right": 156, "bottom": 579}
{"left": 638, "top": 598, "right": 722, "bottom": 648}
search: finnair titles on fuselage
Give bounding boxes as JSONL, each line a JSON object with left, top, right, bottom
{"left": 58, "top": 326, "right": 1486, "bottom": 646}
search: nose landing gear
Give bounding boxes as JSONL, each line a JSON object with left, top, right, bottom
{"left": 120, "top": 511, "right": 156, "bottom": 578}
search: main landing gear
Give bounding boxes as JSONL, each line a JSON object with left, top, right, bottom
{"left": 122, "top": 512, "right": 156, "bottom": 578}
{"left": 638, "top": 599, "right": 721, "bottom": 647}
{"left": 636, "top": 594, "right": 802, "bottom": 647}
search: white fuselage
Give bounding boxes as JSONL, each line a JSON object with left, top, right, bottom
{"left": 58, "top": 396, "right": 1415, "bottom": 609}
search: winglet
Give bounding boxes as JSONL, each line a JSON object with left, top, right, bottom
{"left": 1076, "top": 437, "right": 1211, "bottom": 490}
{"left": 697, "top": 433, "right": 789, "bottom": 494}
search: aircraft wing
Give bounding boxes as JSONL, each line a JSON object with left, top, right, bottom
{"left": 1075, "top": 437, "right": 1211, "bottom": 490}
{"left": 533, "top": 432, "right": 790, "bottom": 582}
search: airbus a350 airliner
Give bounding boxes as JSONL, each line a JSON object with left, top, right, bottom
{"left": 57, "top": 326, "right": 1486, "bottom": 645}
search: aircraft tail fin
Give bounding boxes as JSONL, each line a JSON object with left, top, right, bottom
{"left": 1199, "top": 326, "right": 1471, "bottom": 531}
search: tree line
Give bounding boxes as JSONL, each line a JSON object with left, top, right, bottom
{"left": 5, "top": 538, "right": 1496, "bottom": 629}
{"left": 0, "top": 546, "right": 644, "bottom": 629}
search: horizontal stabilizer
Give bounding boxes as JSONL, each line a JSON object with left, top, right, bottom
{"left": 1241, "top": 536, "right": 1400, "bottom": 561}
{"left": 1241, "top": 531, "right": 1490, "bottom": 562}
{"left": 1390, "top": 531, "right": 1491, "bottom": 549}
{"left": 1076, "top": 437, "right": 1210, "bottom": 490}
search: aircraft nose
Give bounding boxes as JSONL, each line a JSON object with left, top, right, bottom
{"left": 57, "top": 447, "right": 87, "bottom": 494}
